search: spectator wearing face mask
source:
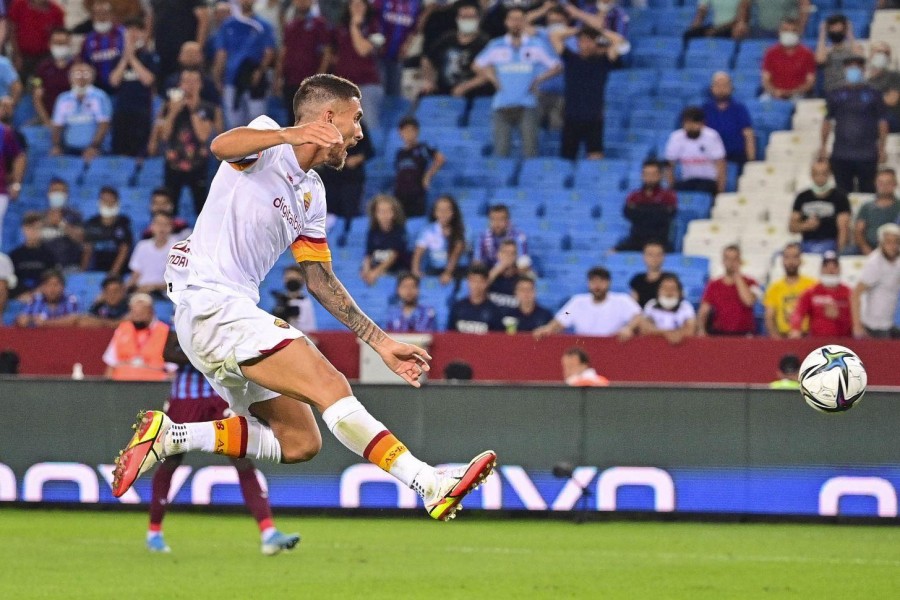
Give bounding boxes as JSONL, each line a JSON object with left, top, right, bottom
{"left": 80, "top": 1, "right": 126, "bottom": 95}
{"left": 82, "top": 186, "right": 133, "bottom": 275}
{"left": 761, "top": 18, "right": 816, "bottom": 100}
{"left": 820, "top": 55, "right": 889, "bottom": 194}
{"left": 32, "top": 28, "right": 75, "bottom": 127}
{"left": 8, "top": 0, "right": 65, "bottom": 80}
{"left": 103, "top": 293, "right": 172, "bottom": 381}
{"left": 635, "top": 273, "right": 696, "bottom": 345}
{"left": 420, "top": 2, "right": 491, "bottom": 98}
{"left": 40, "top": 178, "right": 82, "bottom": 241}
{"left": 816, "top": 14, "right": 865, "bottom": 95}
{"left": 664, "top": 107, "right": 726, "bottom": 196}
{"left": 789, "top": 251, "right": 852, "bottom": 338}
{"left": 867, "top": 42, "right": 900, "bottom": 133}
{"left": 271, "top": 266, "right": 317, "bottom": 333}
{"left": 789, "top": 159, "right": 851, "bottom": 253}
{"left": 50, "top": 62, "right": 112, "bottom": 160}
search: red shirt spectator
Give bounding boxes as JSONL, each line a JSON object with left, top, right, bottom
{"left": 281, "top": 11, "right": 331, "bottom": 89}
{"left": 9, "top": 0, "right": 64, "bottom": 60}
{"left": 790, "top": 282, "right": 852, "bottom": 337}
{"left": 33, "top": 51, "right": 73, "bottom": 123}
{"left": 331, "top": 21, "right": 382, "bottom": 86}
{"left": 700, "top": 275, "right": 759, "bottom": 335}
{"left": 762, "top": 21, "right": 816, "bottom": 99}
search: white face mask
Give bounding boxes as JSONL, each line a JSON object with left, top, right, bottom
{"left": 50, "top": 45, "right": 72, "bottom": 61}
{"left": 48, "top": 191, "right": 68, "bottom": 208}
{"left": 871, "top": 52, "right": 890, "bottom": 70}
{"left": 820, "top": 274, "right": 841, "bottom": 288}
{"left": 779, "top": 31, "right": 799, "bottom": 47}
{"left": 457, "top": 18, "right": 479, "bottom": 35}
{"left": 810, "top": 181, "right": 834, "bottom": 195}
{"left": 94, "top": 21, "right": 113, "bottom": 34}
{"left": 71, "top": 84, "right": 89, "bottom": 95}
{"left": 547, "top": 23, "right": 567, "bottom": 33}
{"left": 99, "top": 204, "right": 120, "bottom": 219}
{"left": 657, "top": 295, "right": 680, "bottom": 310}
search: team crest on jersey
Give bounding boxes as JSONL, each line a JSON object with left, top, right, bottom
{"left": 274, "top": 318, "right": 290, "bottom": 329}
{"left": 303, "top": 191, "right": 312, "bottom": 211}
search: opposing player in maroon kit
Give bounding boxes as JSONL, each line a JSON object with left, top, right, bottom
{"left": 145, "top": 333, "right": 299, "bottom": 555}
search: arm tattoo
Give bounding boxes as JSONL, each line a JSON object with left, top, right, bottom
{"left": 299, "top": 261, "right": 387, "bottom": 346}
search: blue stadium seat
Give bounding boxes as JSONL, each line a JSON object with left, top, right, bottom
{"left": 745, "top": 99, "right": 793, "bottom": 131}
{"left": 518, "top": 157, "right": 574, "bottom": 189}
{"left": 456, "top": 157, "right": 517, "bottom": 188}
{"left": 628, "top": 108, "right": 680, "bottom": 132}
{"left": 605, "top": 69, "right": 659, "bottom": 105}
{"left": 628, "top": 13, "right": 657, "bottom": 37}
{"left": 657, "top": 68, "right": 716, "bottom": 101}
{"left": 630, "top": 37, "right": 682, "bottom": 69}
{"left": 676, "top": 191, "right": 713, "bottom": 220}
{"left": 83, "top": 156, "right": 138, "bottom": 187}
{"left": 653, "top": 7, "right": 697, "bottom": 31}
{"left": 30, "top": 156, "right": 85, "bottom": 186}
{"left": 684, "top": 38, "right": 737, "bottom": 70}
{"left": 22, "top": 125, "right": 52, "bottom": 156}
{"left": 734, "top": 40, "right": 770, "bottom": 69}
{"left": 730, "top": 69, "right": 762, "bottom": 101}
{"left": 604, "top": 142, "right": 654, "bottom": 162}
{"left": 135, "top": 158, "right": 165, "bottom": 187}
{"left": 416, "top": 95, "right": 466, "bottom": 127}
{"left": 572, "top": 159, "right": 630, "bottom": 190}
{"left": 67, "top": 272, "right": 107, "bottom": 306}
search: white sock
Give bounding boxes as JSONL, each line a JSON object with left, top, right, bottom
{"left": 260, "top": 527, "right": 277, "bottom": 542}
{"left": 165, "top": 422, "right": 215, "bottom": 455}
{"left": 321, "top": 396, "right": 432, "bottom": 489}
{"left": 147, "top": 531, "right": 162, "bottom": 540}
{"left": 245, "top": 416, "right": 282, "bottom": 463}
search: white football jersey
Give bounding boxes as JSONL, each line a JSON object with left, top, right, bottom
{"left": 165, "top": 115, "right": 331, "bottom": 304}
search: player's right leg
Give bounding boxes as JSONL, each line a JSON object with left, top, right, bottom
{"left": 228, "top": 456, "right": 301, "bottom": 556}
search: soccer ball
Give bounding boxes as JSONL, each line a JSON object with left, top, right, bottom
{"left": 799, "top": 345, "right": 867, "bottom": 413}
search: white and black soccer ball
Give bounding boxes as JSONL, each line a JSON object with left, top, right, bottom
{"left": 799, "top": 345, "right": 867, "bottom": 413}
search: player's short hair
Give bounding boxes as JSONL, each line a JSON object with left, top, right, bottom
{"left": 681, "top": 106, "right": 705, "bottom": 124}
{"left": 293, "top": 74, "right": 361, "bottom": 123}
{"left": 398, "top": 116, "right": 419, "bottom": 130}
{"left": 467, "top": 264, "right": 490, "bottom": 279}
{"left": 22, "top": 211, "right": 43, "bottom": 227}
{"left": 99, "top": 186, "right": 119, "bottom": 200}
{"left": 587, "top": 266, "right": 610, "bottom": 280}
{"left": 488, "top": 204, "right": 510, "bottom": 216}
{"left": 779, "top": 354, "right": 800, "bottom": 376}
{"left": 396, "top": 271, "right": 420, "bottom": 287}
{"left": 563, "top": 347, "right": 591, "bottom": 366}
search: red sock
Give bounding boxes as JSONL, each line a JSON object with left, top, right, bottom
{"left": 231, "top": 457, "right": 273, "bottom": 530}
{"left": 148, "top": 454, "right": 183, "bottom": 530}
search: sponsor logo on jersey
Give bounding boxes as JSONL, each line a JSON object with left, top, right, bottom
{"left": 274, "top": 318, "right": 290, "bottom": 329}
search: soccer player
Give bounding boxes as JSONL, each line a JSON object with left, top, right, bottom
{"left": 112, "top": 75, "right": 495, "bottom": 522}
{"left": 146, "top": 332, "right": 300, "bottom": 555}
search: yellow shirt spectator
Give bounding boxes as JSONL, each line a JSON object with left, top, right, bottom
{"left": 764, "top": 275, "right": 816, "bottom": 336}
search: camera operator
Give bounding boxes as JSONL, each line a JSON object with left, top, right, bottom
{"left": 271, "top": 266, "right": 317, "bottom": 333}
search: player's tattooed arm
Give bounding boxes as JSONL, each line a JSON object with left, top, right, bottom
{"left": 299, "top": 261, "right": 387, "bottom": 347}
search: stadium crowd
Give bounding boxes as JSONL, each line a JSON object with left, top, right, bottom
{"left": 1, "top": 0, "right": 899, "bottom": 349}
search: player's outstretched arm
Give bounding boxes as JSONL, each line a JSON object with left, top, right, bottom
{"left": 298, "top": 260, "right": 431, "bottom": 387}
{"left": 210, "top": 121, "right": 343, "bottom": 162}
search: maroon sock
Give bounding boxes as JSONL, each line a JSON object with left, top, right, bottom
{"left": 148, "top": 454, "right": 183, "bottom": 530}
{"left": 231, "top": 457, "right": 273, "bottom": 530}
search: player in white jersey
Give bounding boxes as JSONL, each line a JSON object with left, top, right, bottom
{"left": 111, "top": 75, "right": 495, "bottom": 522}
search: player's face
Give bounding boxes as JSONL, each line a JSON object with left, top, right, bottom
{"left": 588, "top": 275, "right": 608, "bottom": 299}
{"left": 488, "top": 210, "right": 509, "bottom": 234}
{"left": 782, "top": 246, "right": 801, "bottom": 276}
{"left": 324, "top": 98, "right": 364, "bottom": 170}
{"left": 643, "top": 244, "right": 663, "bottom": 270}
{"left": 397, "top": 278, "right": 419, "bottom": 304}
{"left": 882, "top": 233, "right": 900, "bottom": 259}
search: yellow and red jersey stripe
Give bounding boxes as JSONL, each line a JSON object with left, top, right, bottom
{"left": 291, "top": 234, "right": 331, "bottom": 263}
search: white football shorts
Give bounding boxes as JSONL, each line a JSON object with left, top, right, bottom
{"left": 171, "top": 285, "right": 304, "bottom": 415}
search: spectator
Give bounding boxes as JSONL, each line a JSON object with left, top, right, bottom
{"left": 317, "top": 122, "right": 374, "bottom": 237}
{"left": 561, "top": 347, "right": 609, "bottom": 387}
{"left": 82, "top": 186, "right": 132, "bottom": 275}
{"left": 8, "top": 0, "right": 65, "bottom": 80}
{"left": 0, "top": 53, "right": 22, "bottom": 107}
{"left": 411, "top": 194, "right": 465, "bottom": 285}
{"left": 212, "top": 0, "right": 276, "bottom": 129}
{"left": 0, "top": 251, "right": 15, "bottom": 315}
{"left": 761, "top": 18, "right": 816, "bottom": 100}
{"left": 628, "top": 240, "right": 670, "bottom": 308}
{"left": 149, "top": 0, "right": 210, "bottom": 86}
{"left": 102, "top": 293, "right": 171, "bottom": 380}
{"left": 45, "top": 221, "right": 86, "bottom": 272}
{"left": 750, "top": 0, "right": 810, "bottom": 38}
{"left": 636, "top": 273, "right": 696, "bottom": 345}
{"left": 420, "top": 2, "right": 490, "bottom": 98}
{"left": 815, "top": 14, "right": 865, "bottom": 95}
{"left": 703, "top": 72, "right": 755, "bottom": 166}
{"left": 277, "top": 0, "right": 331, "bottom": 123}
{"left": 82, "top": 274, "right": 129, "bottom": 326}
{"left": 684, "top": 0, "right": 750, "bottom": 41}
{"left": 852, "top": 223, "right": 900, "bottom": 338}
{"left": 854, "top": 168, "right": 899, "bottom": 255}
{"left": 549, "top": 16, "right": 624, "bottom": 161}
{"left": 790, "top": 160, "right": 851, "bottom": 253}
{"left": 10, "top": 212, "right": 55, "bottom": 297}
{"left": 51, "top": 63, "right": 112, "bottom": 160}
{"left": 393, "top": 116, "right": 445, "bottom": 218}
{"left": 271, "top": 266, "right": 317, "bottom": 333}
{"left": 40, "top": 179, "right": 82, "bottom": 241}
{"left": 140, "top": 188, "right": 190, "bottom": 240}
{"left": 109, "top": 18, "right": 158, "bottom": 157}
{"left": 0, "top": 95, "right": 24, "bottom": 148}
{"left": 527, "top": 5, "right": 568, "bottom": 131}
{"left": 160, "top": 41, "right": 221, "bottom": 105}
{"left": 384, "top": 271, "right": 437, "bottom": 332}
{"left": 331, "top": 0, "right": 383, "bottom": 131}
{"left": 448, "top": 264, "right": 504, "bottom": 333}
{"left": 581, "top": 0, "right": 629, "bottom": 42}
{"left": 473, "top": 7, "right": 562, "bottom": 158}
{"left": 867, "top": 41, "right": 900, "bottom": 133}
{"left": 769, "top": 354, "right": 801, "bottom": 390}
{"left": 487, "top": 239, "right": 534, "bottom": 309}
{"left": 80, "top": 1, "right": 126, "bottom": 95}
{"left": 764, "top": 242, "right": 816, "bottom": 339}
{"left": 697, "top": 245, "right": 761, "bottom": 336}
{"left": 0, "top": 111, "right": 25, "bottom": 249}
{"left": 616, "top": 162, "right": 677, "bottom": 252}
{"left": 128, "top": 212, "right": 176, "bottom": 297}
{"left": 15, "top": 268, "right": 80, "bottom": 327}
{"left": 502, "top": 275, "right": 552, "bottom": 333}
{"left": 443, "top": 360, "right": 473, "bottom": 380}
{"left": 32, "top": 28, "right": 75, "bottom": 126}
{"left": 664, "top": 107, "right": 726, "bottom": 196}
{"left": 473, "top": 205, "right": 527, "bottom": 268}
{"left": 418, "top": 0, "right": 459, "bottom": 59}
{"left": 361, "top": 194, "right": 408, "bottom": 285}
{"left": 790, "top": 251, "right": 852, "bottom": 338}
{"left": 373, "top": 0, "right": 421, "bottom": 96}
{"left": 534, "top": 266, "right": 642, "bottom": 340}
{"left": 821, "top": 55, "right": 889, "bottom": 194}
{"left": 148, "top": 68, "right": 218, "bottom": 217}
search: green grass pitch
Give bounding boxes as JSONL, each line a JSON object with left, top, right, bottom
{"left": 2, "top": 509, "right": 899, "bottom": 599}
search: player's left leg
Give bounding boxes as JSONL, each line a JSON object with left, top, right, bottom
{"left": 229, "top": 457, "right": 301, "bottom": 556}
{"left": 146, "top": 453, "right": 183, "bottom": 553}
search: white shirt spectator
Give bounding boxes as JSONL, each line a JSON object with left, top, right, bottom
{"left": 643, "top": 299, "right": 696, "bottom": 331}
{"left": 555, "top": 292, "right": 641, "bottom": 336}
{"left": 664, "top": 126, "right": 726, "bottom": 181}
{"left": 415, "top": 222, "right": 450, "bottom": 269}
{"left": 858, "top": 250, "right": 900, "bottom": 331}
{"left": 0, "top": 251, "right": 17, "bottom": 290}
{"left": 129, "top": 235, "right": 179, "bottom": 287}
